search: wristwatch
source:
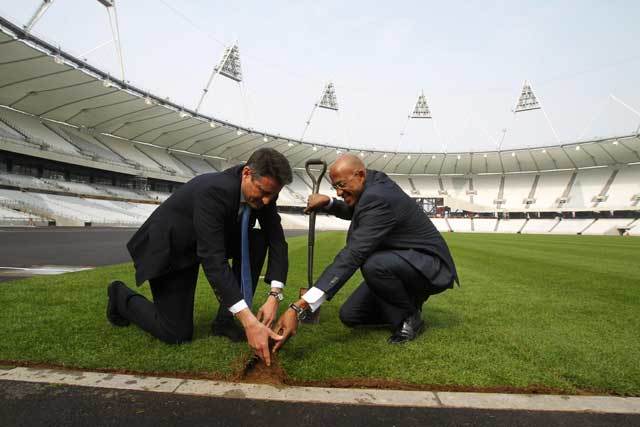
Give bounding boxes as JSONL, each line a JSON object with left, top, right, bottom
{"left": 289, "top": 302, "right": 309, "bottom": 321}
{"left": 268, "top": 291, "right": 283, "bottom": 302}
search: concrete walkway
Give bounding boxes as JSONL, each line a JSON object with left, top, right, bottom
{"left": 1, "top": 366, "right": 638, "bottom": 416}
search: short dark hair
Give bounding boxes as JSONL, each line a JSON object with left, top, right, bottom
{"left": 245, "top": 148, "right": 292, "bottom": 186}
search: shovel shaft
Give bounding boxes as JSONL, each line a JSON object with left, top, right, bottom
{"left": 304, "top": 159, "right": 327, "bottom": 289}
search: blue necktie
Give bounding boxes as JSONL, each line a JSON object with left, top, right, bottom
{"left": 240, "top": 204, "right": 253, "bottom": 308}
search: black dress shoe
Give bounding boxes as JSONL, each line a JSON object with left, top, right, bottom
{"left": 211, "top": 319, "right": 246, "bottom": 342}
{"left": 107, "top": 281, "right": 130, "bottom": 327}
{"left": 387, "top": 312, "right": 424, "bottom": 344}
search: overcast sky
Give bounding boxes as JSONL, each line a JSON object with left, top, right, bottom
{"left": 1, "top": 0, "right": 639, "bottom": 153}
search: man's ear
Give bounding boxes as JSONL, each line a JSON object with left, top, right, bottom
{"left": 242, "top": 166, "right": 252, "bottom": 178}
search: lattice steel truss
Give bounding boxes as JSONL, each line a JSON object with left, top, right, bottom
{"left": 317, "top": 82, "right": 338, "bottom": 110}
{"left": 410, "top": 91, "right": 432, "bottom": 118}
{"left": 214, "top": 44, "right": 243, "bottom": 82}
{"left": 514, "top": 81, "right": 540, "bottom": 112}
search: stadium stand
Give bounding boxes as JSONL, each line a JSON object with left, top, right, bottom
{"left": 0, "top": 203, "right": 47, "bottom": 226}
{"left": 409, "top": 176, "right": 441, "bottom": 196}
{"left": 495, "top": 218, "right": 527, "bottom": 233}
{"left": 473, "top": 217, "right": 498, "bottom": 232}
{"left": 521, "top": 218, "right": 560, "bottom": 234}
{"left": 0, "top": 17, "right": 637, "bottom": 234}
{"left": 564, "top": 168, "right": 613, "bottom": 211}
{"left": 472, "top": 175, "right": 501, "bottom": 211}
{"left": 529, "top": 171, "right": 572, "bottom": 210}
{"left": 448, "top": 218, "right": 473, "bottom": 233}
{"left": 430, "top": 217, "right": 451, "bottom": 233}
{"left": 549, "top": 218, "right": 595, "bottom": 234}
{"left": 0, "top": 108, "right": 81, "bottom": 156}
{"left": 135, "top": 144, "right": 194, "bottom": 177}
{"left": 46, "top": 123, "right": 125, "bottom": 164}
{"left": 173, "top": 153, "right": 216, "bottom": 175}
{"left": 93, "top": 134, "right": 164, "bottom": 173}
{"left": 599, "top": 165, "right": 640, "bottom": 211}
{"left": 501, "top": 173, "right": 536, "bottom": 211}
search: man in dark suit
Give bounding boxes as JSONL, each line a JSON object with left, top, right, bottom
{"left": 274, "top": 154, "right": 458, "bottom": 347}
{"left": 106, "top": 148, "right": 292, "bottom": 366}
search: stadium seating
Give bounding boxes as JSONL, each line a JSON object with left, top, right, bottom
{"left": 520, "top": 218, "right": 559, "bottom": 234}
{"left": 0, "top": 172, "right": 60, "bottom": 191}
{"left": 429, "top": 217, "right": 451, "bottom": 233}
{"left": 529, "top": 171, "right": 572, "bottom": 210}
{"left": 42, "top": 179, "right": 110, "bottom": 197}
{"left": 472, "top": 175, "right": 501, "bottom": 210}
{"left": 0, "top": 109, "right": 81, "bottom": 156}
{"left": 0, "top": 204, "right": 47, "bottom": 225}
{"left": 174, "top": 153, "right": 216, "bottom": 175}
{"left": 581, "top": 218, "right": 637, "bottom": 235}
{"left": 549, "top": 218, "right": 595, "bottom": 234}
{"left": 599, "top": 165, "right": 640, "bottom": 211}
{"left": 473, "top": 218, "right": 498, "bottom": 232}
{"left": 410, "top": 176, "right": 441, "bottom": 196}
{"left": 495, "top": 218, "right": 527, "bottom": 233}
{"left": 135, "top": 144, "right": 194, "bottom": 177}
{"left": 448, "top": 218, "right": 473, "bottom": 232}
{"left": 564, "top": 168, "right": 612, "bottom": 211}
{"left": 47, "top": 123, "right": 124, "bottom": 164}
{"left": 501, "top": 173, "right": 536, "bottom": 211}
{"left": 95, "top": 135, "right": 165, "bottom": 172}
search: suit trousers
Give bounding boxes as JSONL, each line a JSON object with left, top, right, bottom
{"left": 339, "top": 250, "right": 451, "bottom": 329}
{"left": 117, "top": 229, "right": 268, "bottom": 344}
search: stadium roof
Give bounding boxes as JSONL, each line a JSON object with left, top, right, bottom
{"left": 1, "top": 16, "right": 639, "bottom": 175}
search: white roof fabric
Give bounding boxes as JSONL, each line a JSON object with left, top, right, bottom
{"left": 1, "top": 16, "right": 639, "bottom": 175}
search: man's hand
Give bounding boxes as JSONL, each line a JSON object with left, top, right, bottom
{"left": 236, "top": 308, "right": 282, "bottom": 366}
{"left": 304, "top": 194, "right": 331, "bottom": 214}
{"left": 256, "top": 294, "right": 279, "bottom": 328}
{"left": 272, "top": 308, "right": 299, "bottom": 353}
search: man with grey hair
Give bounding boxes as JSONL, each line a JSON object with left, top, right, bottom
{"left": 275, "top": 153, "right": 458, "bottom": 346}
{"left": 107, "top": 148, "right": 292, "bottom": 366}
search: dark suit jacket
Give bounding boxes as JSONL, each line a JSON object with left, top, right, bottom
{"left": 316, "top": 169, "right": 458, "bottom": 299}
{"left": 126, "top": 165, "right": 288, "bottom": 309}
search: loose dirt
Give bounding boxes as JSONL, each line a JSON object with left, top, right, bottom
{"left": 236, "top": 354, "right": 287, "bottom": 385}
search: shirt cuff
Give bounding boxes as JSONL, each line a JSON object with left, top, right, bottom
{"left": 228, "top": 299, "right": 248, "bottom": 314}
{"left": 301, "top": 287, "right": 326, "bottom": 312}
{"left": 270, "top": 280, "right": 284, "bottom": 289}
{"left": 326, "top": 197, "right": 334, "bottom": 209}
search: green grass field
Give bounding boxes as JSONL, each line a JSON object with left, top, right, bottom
{"left": 0, "top": 232, "right": 638, "bottom": 395}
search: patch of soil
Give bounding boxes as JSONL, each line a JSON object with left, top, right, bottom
{"left": 2, "top": 359, "right": 634, "bottom": 397}
{"left": 235, "top": 354, "right": 287, "bottom": 385}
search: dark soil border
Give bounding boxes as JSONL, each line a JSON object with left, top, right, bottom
{"left": 2, "top": 359, "right": 634, "bottom": 397}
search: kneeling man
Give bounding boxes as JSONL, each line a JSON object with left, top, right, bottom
{"left": 107, "top": 148, "right": 292, "bottom": 366}
{"left": 275, "top": 154, "right": 458, "bottom": 347}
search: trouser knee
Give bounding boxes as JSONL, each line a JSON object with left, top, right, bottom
{"left": 339, "top": 303, "right": 358, "bottom": 328}
{"left": 158, "top": 326, "right": 193, "bottom": 345}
